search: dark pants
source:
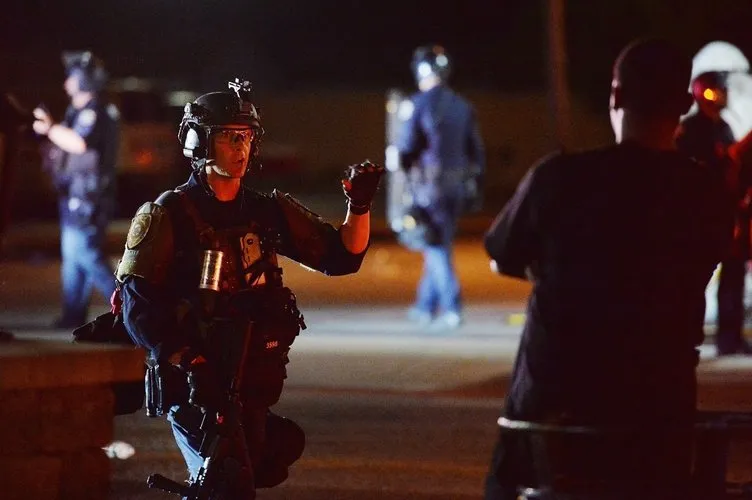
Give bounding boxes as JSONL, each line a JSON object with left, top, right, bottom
{"left": 483, "top": 428, "right": 523, "bottom": 500}
{"left": 168, "top": 354, "right": 302, "bottom": 494}
{"left": 484, "top": 386, "right": 697, "bottom": 500}
{"left": 484, "top": 426, "right": 694, "bottom": 500}
{"left": 169, "top": 405, "right": 305, "bottom": 493}
{"left": 716, "top": 257, "right": 748, "bottom": 354}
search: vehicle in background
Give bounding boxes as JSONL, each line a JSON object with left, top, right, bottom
{"left": 5, "top": 78, "right": 197, "bottom": 222}
{"left": 109, "top": 77, "right": 197, "bottom": 216}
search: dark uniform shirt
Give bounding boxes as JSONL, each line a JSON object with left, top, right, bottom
{"left": 44, "top": 97, "right": 120, "bottom": 228}
{"left": 121, "top": 171, "right": 366, "bottom": 359}
{"left": 675, "top": 111, "right": 735, "bottom": 169}
{"left": 485, "top": 142, "right": 733, "bottom": 424}
{"left": 397, "top": 84, "right": 485, "bottom": 191}
{"left": 676, "top": 111, "right": 752, "bottom": 258}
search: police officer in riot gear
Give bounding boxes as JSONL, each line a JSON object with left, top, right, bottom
{"left": 397, "top": 44, "right": 486, "bottom": 329}
{"left": 32, "top": 51, "right": 120, "bottom": 329}
{"left": 116, "top": 78, "right": 383, "bottom": 497}
{"left": 676, "top": 71, "right": 752, "bottom": 356}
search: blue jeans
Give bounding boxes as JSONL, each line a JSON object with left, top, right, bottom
{"left": 167, "top": 406, "right": 207, "bottom": 479}
{"left": 413, "top": 191, "right": 462, "bottom": 316}
{"left": 60, "top": 224, "right": 115, "bottom": 325}
{"left": 415, "top": 242, "right": 461, "bottom": 315}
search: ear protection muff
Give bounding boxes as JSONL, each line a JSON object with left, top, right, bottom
{"left": 177, "top": 82, "right": 266, "bottom": 172}
{"left": 179, "top": 122, "right": 208, "bottom": 160}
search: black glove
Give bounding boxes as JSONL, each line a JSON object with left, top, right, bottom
{"left": 342, "top": 160, "right": 385, "bottom": 215}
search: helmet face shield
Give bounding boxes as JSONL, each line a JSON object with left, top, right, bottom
{"left": 411, "top": 45, "right": 451, "bottom": 83}
{"left": 691, "top": 71, "right": 729, "bottom": 109}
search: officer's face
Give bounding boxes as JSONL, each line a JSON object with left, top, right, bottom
{"left": 64, "top": 73, "right": 82, "bottom": 98}
{"left": 207, "top": 125, "right": 255, "bottom": 178}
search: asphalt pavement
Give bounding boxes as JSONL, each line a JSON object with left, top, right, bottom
{"left": 4, "top": 226, "right": 752, "bottom": 499}
{"left": 3, "top": 233, "right": 752, "bottom": 401}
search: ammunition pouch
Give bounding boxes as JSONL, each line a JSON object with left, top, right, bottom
{"left": 228, "top": 286, "right": 305, "bottom": 354}
{"left": 177, "top": 287, "right": 306, "bottom": 410}
{"left": 145, "top": 358, "right": 190, "bottom": 418}
{"left": 187, "top": 363, "right": 223, "bottom": 409}
{"left": 72, "top": 311, "right": 145, "bottom": 416}
{"left": 241, "top": 352, "right": 288, "bottom": 407}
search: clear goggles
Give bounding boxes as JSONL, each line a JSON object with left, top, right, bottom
{"left": 210, "top": 127, "right": 256, "bottom": 145}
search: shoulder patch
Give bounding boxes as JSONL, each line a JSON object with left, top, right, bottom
{"left": 77, "top": 108, "right": 97, "bottom": 127}
{"left": 126, "top": 213, "right": 152, "bottom": 249}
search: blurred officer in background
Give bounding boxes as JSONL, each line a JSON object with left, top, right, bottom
{"left": 676, "top": 71, "right": 752, "bottom": 356}
{"left": 32, "top": 51, "right": 120, "bottom": 329}
{"left": 483, "top": 38, "right": 734, "bottom": 499}
{"left": 396, "top": 44, "right": 485, "bottom": 330}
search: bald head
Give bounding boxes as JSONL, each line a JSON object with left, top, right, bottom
{"left": 611, "top": 38, "right": 693, "bottom": 117}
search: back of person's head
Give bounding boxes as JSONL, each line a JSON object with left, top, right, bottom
{"left": 612, "top": 38, "right": 693, "bottom": 118}
{"left": 411, "top": 45, "right": 451, "bottom": 86}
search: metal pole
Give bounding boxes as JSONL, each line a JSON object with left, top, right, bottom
{"left": 547, "top": 0, "right": 571, "bottom": 148}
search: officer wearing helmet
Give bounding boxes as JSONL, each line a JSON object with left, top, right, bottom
{"left": 115, "top": 78, "right": 383, "bottom": 496}
{"left": 397, "top": 44, "right": 486, "bottom": 330}
{"left": 676, "top": 71, "right": 752, "bottom": 356}
{"left": 32, "top": 51, "right": 120, "bottom": 329}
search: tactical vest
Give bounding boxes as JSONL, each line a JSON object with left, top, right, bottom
{"left": 175, "top": 189, "right": 306, "bottom": 358}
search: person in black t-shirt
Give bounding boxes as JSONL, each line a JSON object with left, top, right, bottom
{"left": 483, "top": 39, "right": 734, "bottom": 500}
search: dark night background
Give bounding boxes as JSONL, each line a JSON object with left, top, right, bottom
{"left": 3, "top": 0, "right": 752, "bottom": 105}
{"left": 4, "top": 0, "right": 752, "bottom": 224}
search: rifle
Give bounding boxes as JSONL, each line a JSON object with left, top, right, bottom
{"left": 0, "top": 93, "right": 35, "bottom": 134}
{"left": 147, "top": 317, "right": 256, "bottom": 499}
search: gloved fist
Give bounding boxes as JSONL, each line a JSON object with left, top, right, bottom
{"left": 341, "top": 160, "right": 385, "bottom": 215}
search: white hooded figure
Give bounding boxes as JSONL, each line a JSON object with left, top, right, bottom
{"left": 689, "top": 41, "right": 752, "bottom": 140}
{"left": 690, "top": 41, "right": 752, "bottom": 326}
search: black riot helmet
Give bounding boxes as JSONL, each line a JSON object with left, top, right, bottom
{"left": 62, "top": 50, "right": 108, "bottom": 93}
{"left": 691, "top": 71, "right": 729, "bottom": 110}
{"left": 411, "top": 45, "right": 452, "bottom": 84}
{"left": 178, "top": 78, "right": 265, "bottom": 171}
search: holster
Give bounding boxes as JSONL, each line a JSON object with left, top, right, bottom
{"left": 145, "top": 357, "right": 166, "bottom": 417}
{"left": 145, "top": 357, "right": 189, "bottom": 418}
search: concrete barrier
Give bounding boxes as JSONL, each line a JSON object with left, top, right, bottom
{"left": 0, "top": 335, "right": 144, "bottom": 499}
